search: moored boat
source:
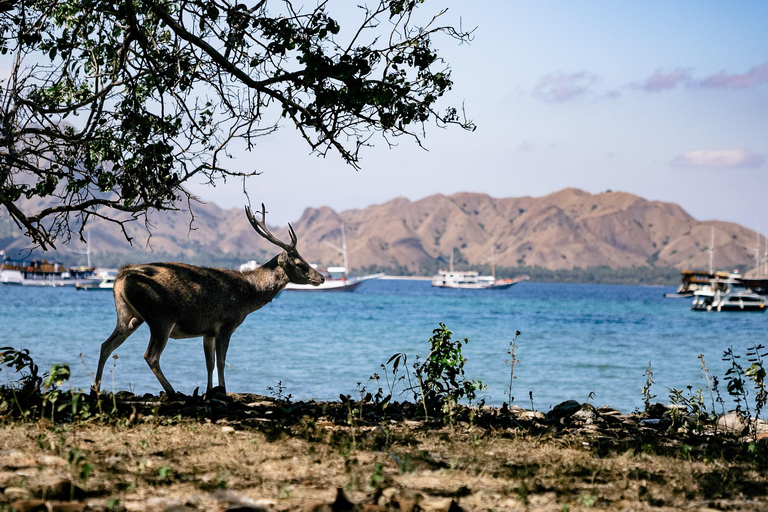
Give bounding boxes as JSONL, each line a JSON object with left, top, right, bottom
{"left": 1, "top": 258, "right": 101, "bottom": 287}
{"left": 76, "top": 269, "right": 118, "bottom": 291}
{"left": 431, "top": 269, "right": 528, "bottom": 289}
{"left": 691, "top": 277, "right": 766, "bottom": 312}
{"left": 431, "top": 248, "right": 528, "bottom": 290}
{"left": 284, "top": 266, "right": 384, "bottom": 292}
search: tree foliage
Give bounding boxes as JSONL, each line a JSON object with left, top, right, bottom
{"left": 0, "top": 0, "right": 474, "bottom": 249}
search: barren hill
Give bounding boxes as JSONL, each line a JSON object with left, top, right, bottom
{"left": 0, "top": 188, "right": 759, "bottom": 273}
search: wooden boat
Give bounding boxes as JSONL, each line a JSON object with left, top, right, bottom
{"left": 0, "top": 258, "right": 101, "bottom": 287}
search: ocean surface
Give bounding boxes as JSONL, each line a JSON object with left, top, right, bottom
{"left": 1, "top": 279, "right": 766, "bottom": 413}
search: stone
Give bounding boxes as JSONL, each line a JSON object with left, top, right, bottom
{"left": 547, "top": 400, "right": 581, "bottom": 419}
{"left": 5, "top": 486, "right": 32, "bottom": 500}
{"left": 717, "top": 412, "right": 749, "bottom": 434}
{"left": 572, "top": 404, "right": 597, "bottom": 422}
{"left": 8, "top": 499, "right": 47, "bottom": 512}
{"left": 420, "top": 497, "right": 461, "bottom": 512}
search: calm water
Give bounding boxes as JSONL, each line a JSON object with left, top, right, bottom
{"left": 1, "top": 279, "right": 766, "bottom": 412}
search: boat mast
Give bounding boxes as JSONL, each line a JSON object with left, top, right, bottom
{"left": 756, "top": 224, "right": 761, "bottom": 278}
{"left": 450, "top": 248, "right": 454, "bottom": 273}
{"left": 708, "top": 226, "right": 714, "bottom": 275}
{"left": 69, "top": 229, "right": 92, "bottom": 268}
{"left": 490, "top": 245, "right": 496, "bottom": 278}
{"left": 322, "top": 222, "right": 349, "bottom": 274}
{"left": 341, "top": 223, "right": 348, "bottom": 272}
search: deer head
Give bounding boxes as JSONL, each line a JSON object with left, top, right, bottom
{"left": 245, "top": 204, "right": 325, "bottom": 286}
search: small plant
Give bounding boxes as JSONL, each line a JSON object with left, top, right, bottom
{"left": 366, "top": 462, "right": 385, "bottom": 492}
{"left": 746, "top": 343, "right": 768, "bottom": 436}
{"left": 157, "top": 466, "right": 173, "bottom": 481}
{"left": 505, "top": 330, "right": 521, "bottom": 405}
{"left": 381, "top": 323, "right": 486, "bottom": 421}
{"left": 723, "top": 346, "right": 751, "bottom": 424}
{"left": 667, "top": 385, "right": 707, "bottom": 430}
{"left": 413, "top": 323, "right": 486, "bottom": 418}
{"left": 266, "top": 380, "right": 292, "bottom": 402}
{"left": 577, "top": 492, "right": 597, "bottom": 508}
{"left": 68, "top": 448, "right": 95, "bottom": 491}
{"left": 642, "top": 361, "right": 656, "bottom": 412}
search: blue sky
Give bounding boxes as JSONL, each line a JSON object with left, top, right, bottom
{"left": 1, "top": 2, "right": 763, "bottom": 228}
{"left": 185, "top": 3, "right": 766, "bottom": 229}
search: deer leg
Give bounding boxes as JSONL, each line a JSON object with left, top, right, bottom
{"left": 94, "top": 316, "right": 143, "bottom": 392}
{"left": 203, "top": 335, "right": 216, "bottom": 393}
{"left": 214, "top": 332, "right": 233, "bottom": 393}
{"left": 144, "top": 324, "right": 177, "bottom": 399}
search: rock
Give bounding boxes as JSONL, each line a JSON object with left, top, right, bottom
{"left": 51, "top": 503, "right": 87, "bottom": 512}
{"left": 38, "top": 455, "right": 67, "bottom": 467}
{"left": 221, "top": 426, "right": 236, "bottom": 433}
{"left": 420, "top": 497, "right": 462, "bottom": 512}
{"left": 32, "top": 477, "right": 86, "bottom": 501}
{"left": 547, "top": 400, "right": 581, "bottom": 419}
{"left": 4, "top": 486, "right": 32, "bottom": 500}
{"left": 8, "top": 499, "right": 47, "bottom": 512}
{"left": 717, "top": 412, "right": 749, "bottom": 434}
{"left": 0, "top": 470, "right": 19, "bottom": 487}
{"left": 311, "top": 488, "right": 357, "bottom": 512}
{"left": 596, "top": 406, "right": 622, "bottom": 416}
{"left": 572, "top": 403, "right": 596, "bottom": 422}
{"left": 518, "top": 410, "right": 546, "bottom": 421}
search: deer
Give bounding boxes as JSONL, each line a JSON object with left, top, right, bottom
{"left": 93, "top": 204, "right": 324, "bottom": 400}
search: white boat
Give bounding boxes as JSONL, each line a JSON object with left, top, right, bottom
{"left": 691, "top": 277, "right": 766, "bottom": 312}
{"left": 0, "top": 258, "right": 101, "bottom": 287}
{"left": 431, "top": 249, "right": 528, "bottom": 290}
{"left": 76, "top": 269, "right": 118, "bottom": 291}
{"left": 284, "top": 266, "right": 384, "bottom": 292}
{"left": 246, "top": 222, "right": 384, "bottom": 292}
{"left": 431, "top": 270, "right": 528, "bottom": 290}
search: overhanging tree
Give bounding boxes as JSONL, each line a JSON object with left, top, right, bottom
{"left": 0, "top": 0, "right": 474, "bottom": 249}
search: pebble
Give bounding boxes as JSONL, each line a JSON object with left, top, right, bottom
{"left": 4, "top": 486, "right": 31, "bottom": 500}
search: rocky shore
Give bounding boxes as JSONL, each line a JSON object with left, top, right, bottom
{"left": 1, "top": 391, "right": 767, "bottom": 511}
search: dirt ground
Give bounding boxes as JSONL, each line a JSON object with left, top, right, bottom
{"left": 1, "top": 392, "right": 768, "bottom": 511}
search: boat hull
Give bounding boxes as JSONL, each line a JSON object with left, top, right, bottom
{"left": 283, "top": 273, "right": 384, "bottom": 292}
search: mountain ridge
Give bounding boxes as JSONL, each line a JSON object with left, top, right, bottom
{"left": 0, "top": 188, "right": 759, "bottom": 274}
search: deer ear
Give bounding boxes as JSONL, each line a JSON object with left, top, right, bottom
{"left": 277, "top": 252, "right": 288, "bottom": 267}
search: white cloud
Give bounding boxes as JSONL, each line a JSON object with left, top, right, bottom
{"left": 671, "top": 148, "right": 765, "bottom": 169}
{"left": 532, "top": 72, "right": 598, "bottom": 103}
{"left": 699, "top": 62, "right": 768, "bottom": 89}
{"left": 637, "top": 68, "right": 692, "bottom": 92}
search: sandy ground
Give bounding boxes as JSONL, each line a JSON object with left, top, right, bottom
{"left": 0, "top": 392, "right": 767, "bottom": 511}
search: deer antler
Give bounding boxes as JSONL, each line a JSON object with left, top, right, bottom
{"left": 245, "top": 204, "right": 297, "bottom": 252}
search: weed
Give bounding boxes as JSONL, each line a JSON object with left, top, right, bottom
{"left": 723, "top": 346, "right": 751, "bottom": 424}
{"left": 505, "top": 330, "right": 521, "bottom": 405}
{"left": 383, "top": 323, "right": 486, "bottom": 420}
{"left": 746, "top": 343, "right": 768, "bottom": 435}
{"left": 68, "top": 448, "right": 95, "bottom": 491}
{"left": 577, "top": 492, "right": 597, "bottom": 507}
{"left": 366, "top": 462, "right": 385, "bottom": 492}
{"left": 157, "top": 466, "right": 173, "bottom": 481}
{"left": 667, "top": 386, "right": 707, "bottom": 430}
{"left": 266, "top": 380, "right": 292, "bottom": 402}
{"left": 642, "top": 361, "right": 656, "bottom": 412}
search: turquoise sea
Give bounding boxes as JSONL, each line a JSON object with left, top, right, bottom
{"left": 1, "top": 279, "right": 766, "bottom": 412}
